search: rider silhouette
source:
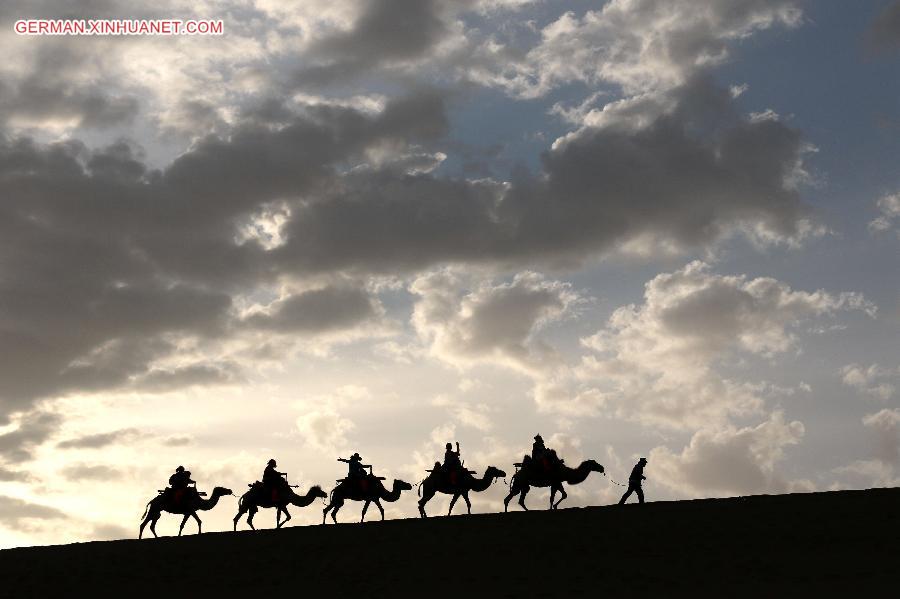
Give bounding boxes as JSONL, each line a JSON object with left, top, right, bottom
{"left": 339, "top": 453, "right": 371, "bottom": 480}
{"left": 168, "top": 466, "right": 195, "bottom": 503}
{"left": 443, "top": 442, "right": 461, "bottom": 471}
{"left": 262, "top": 459, "right": 288, "bottom": 500}
{"left": 618, "top": 458, "right": 648, "bottom": 505}
{"left": 529, "top": 435, "right": 561, "bottom": 474}
{"left": 532, "top": 435, "right": 546, "bottom": 460}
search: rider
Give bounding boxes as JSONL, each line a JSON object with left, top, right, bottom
{"left": 443, "top": 442, "right": 461, "bottom": 472}
{"left": 167, "top": 466, "right": 196, "bottom": 502}
{"left": 532, "top": 435, "right": 547, "bottom": 460}
{"left": 531, "top": 434, "right": 560, "bottom": 472}
{"left": 263, "top": 459, "right": 288, "bottom": 489}
{"left": 339, "top": 453, "right": 371, "bottom": 480}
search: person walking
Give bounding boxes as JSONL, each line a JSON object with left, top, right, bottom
{"left": 618, "top": 457, "right": 647, "bottom": 505}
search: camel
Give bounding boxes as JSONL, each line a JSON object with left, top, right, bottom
{"left": 322, "top": 477, "right": 412, "bottom": 524}
{"left": 233, "top": 484, "right": 328, "bottom": 530}
{"left": 503, "top": 459, "right": 604, "bottom": 512}
{"left": 417, "top": 466, "right": 506, "bottom": 518}
{"left": 139, "top": 486, "right": 233, "bottom": 538}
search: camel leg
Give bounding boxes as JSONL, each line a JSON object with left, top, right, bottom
{"left": 361, "top": 500, "right": 370, "bottom": 522}
{"left": 463, "top": 492, "right": 472, "bottom": 515}
{"left": 149, "top": 515, "right": 159, "bottom": 538}
{"left": 192, "top": 512, "right": 202, "bottom": 534}
{"left": 550, "top": 487, "right": 556, "bottom": 510}
{"left": 518, "top": 487, "right": 530, "bottom": 511}
{"left": 247, "top": 506, "right": 257, "bottom": 530}
{"left": 279, "top": 507, "right": 292, "bottom": 528}
{"left": 325, "top": 497, "right": 343, "bottom": 524}
{"left": 178, "top": 513, "right": 190, "bottom": 536}
{"left": 276, "top": 507, "right": 281, "bottom": 528}
{"left": 448, "top": 494, "right": 460, "bottom": 516}
{"left": 374, "top": 499, "right": 385, "bottom": 521}
{"left": 553, "top": 485, "right": 567, "bottom": 510}
{"left": 418, "top": 486, "right": 434, "bottom": 518}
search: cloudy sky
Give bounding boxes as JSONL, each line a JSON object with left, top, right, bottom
{"left": 0, "top": 0, "right": 898, "bottom": 547}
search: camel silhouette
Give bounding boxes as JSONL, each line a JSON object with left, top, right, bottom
{"left": 322, "top": 477, "right": 412, "bottom": 524}
{"left": 233, "top": 484, "right": 328, "bottom": 530}
{"left": 139, "top": 486, "right": 233, "bottom": 538}
{"left": 418, "top": 466, "right": 506, "bottom": 517}
{"left": 503, "top": 459, "right": 604, "bottom": 511}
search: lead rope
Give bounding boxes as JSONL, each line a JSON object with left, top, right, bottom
{"left": 607, "top": 475, "right": 628, "bottom": 487}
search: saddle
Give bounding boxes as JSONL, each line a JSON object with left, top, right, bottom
{"left": 158, "top": 487, "right": 205, "bottom": 504}
{"left": 336, "top": 475, "right": 384, "bottom": 493}
{"left": 249, "top": 480, "right": 290, "bottom": 502}
{"left": 427, "top": 466, "right": 475, "bottom": 486}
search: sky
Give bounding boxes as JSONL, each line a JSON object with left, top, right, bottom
{"left": 0, "top": 0, "right": 898, "bottom": 548}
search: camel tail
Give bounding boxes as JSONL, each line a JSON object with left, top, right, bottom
{"left": 417, "top": 480, "right": 423, "bottom": 497}
{"left": 141, "top": 499, "right": 152, "bottom": 520}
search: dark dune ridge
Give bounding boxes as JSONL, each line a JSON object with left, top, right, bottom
{"left": 2, "top": 488, "right": 899, "bottom": 597}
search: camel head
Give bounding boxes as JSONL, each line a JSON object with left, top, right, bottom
{"left": 583, "top": 460, "right": 604, "bottom": 474}
{"left": 486, "top": 466, "right": 507, "bottom": 479}
{"left": 309, "top": 485, "right": 328, "bottom": 499}
{"left": 393, "top": 479, "right": 413, "bottom": 492}
{"left": 212, "top": 486, "right": 234, "bottom": 497}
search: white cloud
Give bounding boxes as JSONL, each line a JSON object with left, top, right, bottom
{"left": 649, "top": 411, "right": 808, "bottom": 497}
{"left": 293, "top": 385, "right": 368, "bottom": 455}
{"left": 842, "top": 364, "right": 898, "bottom": 401}
{"left": 863, "top": 408, "right": 900, "bottom": 465}
{"left": 432, "top": 394, "right": 494, "bottom": 431}
{"left": 475, "top": 0, "right": 802, "bottom": 97}
{"left": 868, "top": 193, "right": 900, "bottom": 236}
{"left": 295, "top": 408, "right": 356, "bottom": 455}
{"left": 411, "top": 269, "right": 583, "bottom": 374}
{"left": 833, "top": 409, "right": 900, "bottom": 489}
{"left": 534, "top": 261, "right": 874, "bottom": 428}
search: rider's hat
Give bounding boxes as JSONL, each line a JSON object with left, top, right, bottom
{"left": 176, "top": 465, "right": 185, "bottom": 472}
{"left": 534, "top": 434, "right": 543, "bottom": 441}
{"left": 638, "top": 457, "right": 648, "bottom": 463}
{"left": 351, "top": 452, "right": 361, "bottom": 460}
{"left": 268, "top": 458, "right": 277, "bottom": 466}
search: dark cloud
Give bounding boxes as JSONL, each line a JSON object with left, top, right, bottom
{"left": 869, "top": 1, "right": 900, "bottom": 52}
{"left": 244, "top": 286, "right": 381, "bottom": 333}
{"left": 57, "top": 428, "right": 142, "bottom": 450}
{"left": 60, "top": 463, "right": 123, "bottom": 481}
{"left": 163, "top": 435, "right": 194, "bottom": 447}
{"left": 276, "top": 77, "right": 810, "bottom": 273}
{"left": 0, "top": 467, "right": 33, "bottom": 482}
{"left": 0, "top": 91, "right": 447, "bottom": 417}
{"left": 291, "top": 0, "right": 472, "bottom": 87}
{"left": 0, "top": 77, "right": 811, "bottom": 417}
{"left": 0, "top": 36, "right": 139, "bottom": 130}
{"left": 0, "top": 411, "right": 62, "bottom": 462}
{"left": 0, "top": 495, "right": 67, "bottom": 530}
{"left": 132, "top": 363, "right": 241, "bottom": 392}
{"left": 0, "top": 79, "right": 139, "bottom": 129}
